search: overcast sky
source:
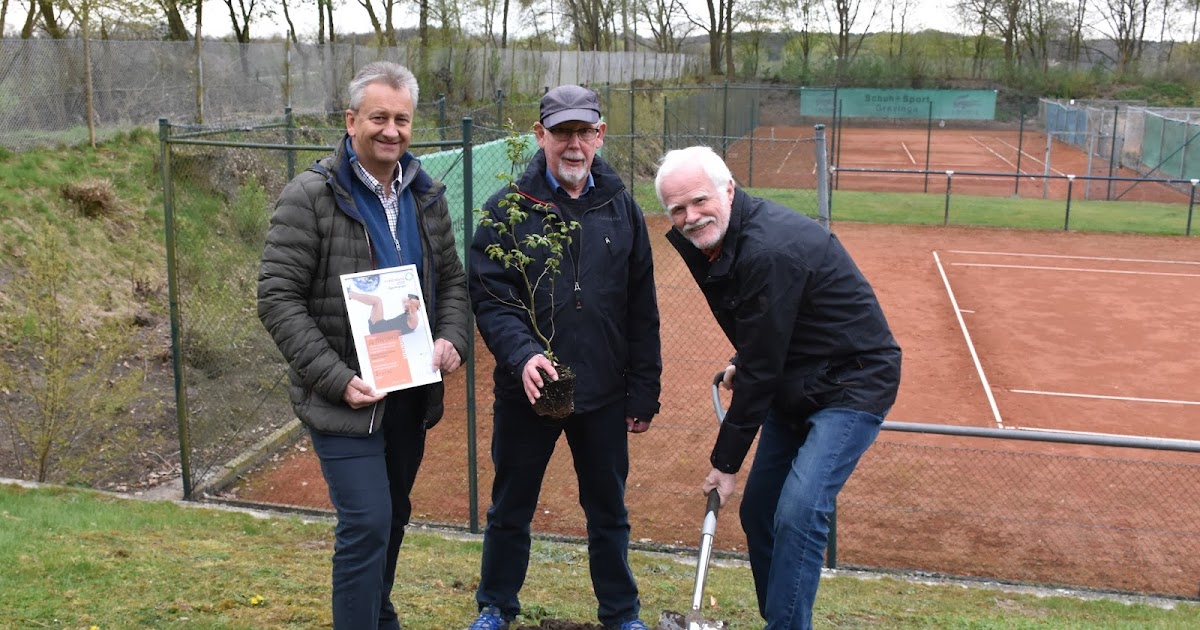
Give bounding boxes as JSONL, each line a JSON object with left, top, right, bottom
{"left": 196, "top": 1, "right": 972, "bottom": 42}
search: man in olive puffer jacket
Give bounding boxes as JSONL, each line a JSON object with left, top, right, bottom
{"left": 258, "top": 61, "right": 469, "bottom": 630}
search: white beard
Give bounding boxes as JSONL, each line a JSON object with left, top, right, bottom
{"left": 682, "top": 217, "right": 721, "bottom": 250}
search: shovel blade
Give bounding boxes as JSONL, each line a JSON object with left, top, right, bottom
{"left": 657, "top": 609, "right": 724, "bottom": 630}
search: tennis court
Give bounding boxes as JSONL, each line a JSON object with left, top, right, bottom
{"left": 227, "top": 215, "right": 1200, "bottom": 597}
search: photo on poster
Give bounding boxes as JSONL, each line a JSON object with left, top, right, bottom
{"left": 341, "top": 265, "right": 440, "bottom": 393}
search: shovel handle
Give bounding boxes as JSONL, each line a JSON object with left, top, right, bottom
{"left": 705, "top": 488, "right": 721, "bottom": 515}
{"left": 711, "top": 370, "right": 727, "bottom": 424}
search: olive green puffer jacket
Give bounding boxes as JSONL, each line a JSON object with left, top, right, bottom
{"left": 258, "top": 138, "right": 469, "bottom": 434}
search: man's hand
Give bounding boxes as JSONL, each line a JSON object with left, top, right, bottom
{"left": 702, "top": 468, "right": 737, "bottom": 507}
{"left": 343, "top": 376, "right": 385, "bottom": 409}
{"left": 626, "top": 416, "right": 651, "bottom": 433}
{"left": 521, "top": 354, "right": 557, "bottom": 404}
{"left": 720, "top": 364, "right": 736, "bottom": 390}
{"left": 432, "top": 338, "right": 461, "bottom": 373}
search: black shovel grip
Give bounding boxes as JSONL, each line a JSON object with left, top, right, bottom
{"left": 713, "top": 369, "right": 726, "bottom": 388}
{"left": 705, "top": 488, "right": 721, "bottom": 515}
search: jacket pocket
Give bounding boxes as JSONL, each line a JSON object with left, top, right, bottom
{"left": 774, "top": 360, "right": 849, "bottom": 419}
{"left": 299, "top": 387, "right": 381, "bottom": 436}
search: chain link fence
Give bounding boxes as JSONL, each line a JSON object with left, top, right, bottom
{"left": 156, "top": 85, "right": 1200, "bottom": 601}
{"left": 0, "top": 38, "right": 697, "bottom": 151}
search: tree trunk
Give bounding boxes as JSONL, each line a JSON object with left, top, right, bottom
{"left": 37, "top": 0, "right": 65, "bottom": 38}
{"left": 20, "top": 0, "right": 34, "bottom": 38}
{"left": 195, "top": 0, "right": 204, "bottom": 124}
{"left": 82, "top": 1, "right": 95, "bottom": 147}
{"left": 724, "top": 0, "right": 733, "bottom": 77}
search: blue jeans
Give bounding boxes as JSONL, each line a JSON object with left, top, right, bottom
{"left": 309, "top": 390, "right": 425, "bottom": 630}
{"left": 740, "top": 407, "right": 885, "bottom": 630}
{"left": 475, "top": 398, "right": 640, "bottom": 627}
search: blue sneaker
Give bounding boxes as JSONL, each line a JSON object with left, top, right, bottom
{"left": 616, "top": 620, "right": 650, "bottom": 630}
{"left": 468, "top": 605, "right": 509, "bottom": 630}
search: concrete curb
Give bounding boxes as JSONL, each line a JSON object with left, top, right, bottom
{"left": 136, "top": 418, "right": 305, "bottom": 501}
{"left": 192, "top": 418, "right": 306, "bottom": 498}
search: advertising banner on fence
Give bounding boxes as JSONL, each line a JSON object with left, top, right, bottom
{"left": 800, "top": 88, "right": 997, "bottom": 120}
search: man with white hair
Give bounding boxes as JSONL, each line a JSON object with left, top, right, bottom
{"left": 655, "top": 145, "right": 902, "bottom": 630}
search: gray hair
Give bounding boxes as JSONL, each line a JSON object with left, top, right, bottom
{"left": 654, "top": 146, "right": 734, "bottom": 209}
{"left": 348, "top": 62, "right": 420, "bottom": 110}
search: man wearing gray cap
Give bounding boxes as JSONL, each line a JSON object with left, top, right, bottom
{"left": 466, "top": 85, "right": 662, "bottom": 630}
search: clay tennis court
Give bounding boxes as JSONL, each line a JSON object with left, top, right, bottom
{"left": 228, "top": 212, "right": 1200, "bottom": 597}
{"left": 726, "top": 126, "right": 1191, "bottom": 203}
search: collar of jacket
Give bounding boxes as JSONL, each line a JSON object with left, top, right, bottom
{"left": 312, "top": 135, "right": 440, "bottom": 221}
{"left": 665, "top": 186, "right": 748, "bottom": 280}
{"left": 513, "top": 149, "right": 625, "bottom": 215}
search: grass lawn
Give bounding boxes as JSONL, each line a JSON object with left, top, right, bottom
{"left": 2, "top": 482, "right": 1197, "bottom": 629}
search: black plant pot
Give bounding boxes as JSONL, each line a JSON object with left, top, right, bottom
{"left": 533, "top": 364, "right": 576, "bottom": 419}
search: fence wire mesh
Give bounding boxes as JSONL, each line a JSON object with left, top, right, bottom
{"left": 153, "top": 85, "right": 1199, "bottom": 601}
{"left": 0, "top": 38, "right": 696, "bottom": 151}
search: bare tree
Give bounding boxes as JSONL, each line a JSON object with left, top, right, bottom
{"left": 352, "top": 0, "right": 386, "bottom": 44}
{"left": 1094, "top": 0, "right": 1153, "bottom": 70}
{"left": 826, "top": 0, "right": 880, "bottom": 77}
{"left": 281, "top": 0, "right": 299, "bottom": 43}
{"left": 21, "top": 0, "right": 37, "bottom": 37}
{"left": 637, "top": 0, "right": 691, "bottom": 52}
{"left": 221, "top": 0, "right": 262, "bottom": 43}
{"left": 955, "top": 0, "right": 1004, "bottom": 76}
{"left": 155, "top": 0, "right": 192, "bottom": 40}
{"left": 561, "top": 0, "right": 613, "bottom": 50}
{"left": 1018, "top": 0, "right": 1067, "bottom": 71}
{"left": 886, "top": 0, "right": 913, "bottom": 58}
{"left": 36, "top": 0, "right": 67, "bottom": 37}
{"left": 1065, "top": 0, "right": 1086, "bottom": 64}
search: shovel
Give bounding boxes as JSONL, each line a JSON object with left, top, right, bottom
{"left": 657, "top": 371, "right": 730, "bottom": 630}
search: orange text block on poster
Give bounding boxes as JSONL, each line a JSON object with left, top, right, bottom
{"left": 364, "top": 330, "right": 413, "bottom": 390}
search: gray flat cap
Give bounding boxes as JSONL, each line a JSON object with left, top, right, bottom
{"left": 540, "top": 85, "right": 601, "bottom": 128}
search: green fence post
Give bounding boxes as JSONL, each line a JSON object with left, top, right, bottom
{"left": 462, "top": 117, "right": 480, "bottom": 534}
{"left": 159, "top": 118, "right": 192, "bottom": 500}
{"left": 285, "top": 107, "right": 296, "bottom": 180}
{"left": 1064, "top": 174, "right": 1075, "bottom": 230}
{"left": 438, "top": 93, "right": 446, "bottom": 142}
{"left": 1188, "top": 180, "right": 1198, "bottom": 236}
{"left": 747, "top": 88, "right": 756, "bottom": 187}
{"left": 629, "top": 86, "right": 636, "bottom": 189}
{"left": 826, "top": 498, "right": 838, "bottom": 568}
{"left": 924, "top": 101, "right": 933, "bottom": 193}
{"left": 1015, "top": 102, "right": 1026, "bottom": 197}
{"left": 1107, "top": 106, "right": 1119, "bottom": 201}
{"left": 944, "top": 171, "right": 954, "bottom": 226}
{"left": 721, "top": 81, "right": 729, "bottom": 159}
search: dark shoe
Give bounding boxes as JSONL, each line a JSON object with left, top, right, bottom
{"left": 467, "top": 605, "right": 509, "bottom": 630}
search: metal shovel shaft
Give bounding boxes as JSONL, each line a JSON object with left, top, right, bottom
{"left": 689, "top": 489, "right": 721, "bottom": 614}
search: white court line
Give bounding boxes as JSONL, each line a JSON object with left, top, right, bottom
{"left": 934, "top": 251, "right": 1005, "bottom": 429}
{"left": 950, "top": 262, "right": 1200, "bottom": 278}
{"left": 1011, "top": 389, "right": 1200, "bottom": 406}
{"left": 989, "top": 136, "right": 1066, "bottom": 176}
{"left": 969, "top": 136, "right": 1018, "bottom": 172}
{"left": 900, "top": 141, "right": 916, "bottom": 164}
{"left": 947, "top": 249, "right": 1200, "bottom": 266}
{"left": 775, "top": 141, "right": 802, "bottom": 175}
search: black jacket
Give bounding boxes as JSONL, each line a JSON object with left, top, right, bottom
{"left": 258, "top": 137, "right": 470, "bottom": 434}
{"left": 470, "top": 150, "right": 662, "bottom": 420}
{"left": 667, "top": 189, "right": 901, "bottom": 473}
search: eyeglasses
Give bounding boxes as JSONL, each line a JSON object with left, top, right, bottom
{"left": 547, "top": 126, "right": 600, "bottom": 142}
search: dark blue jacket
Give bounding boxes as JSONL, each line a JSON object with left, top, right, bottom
{"left": 667, "top": 189, "right": 901, "bottom": 472}
{"left": 470, "top": 150, "right": 662, "bottom": 420}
